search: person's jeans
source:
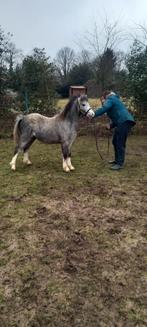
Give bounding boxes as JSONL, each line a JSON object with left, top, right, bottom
{"left": 112, "top": 121, "right": 134, "bottom": 166}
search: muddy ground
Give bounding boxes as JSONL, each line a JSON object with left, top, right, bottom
{"left": 0, "top": 135, "right": 147, "bottom": 327}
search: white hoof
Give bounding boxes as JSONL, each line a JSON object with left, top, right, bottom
{"left": 10, "top": 162, "right": 16, "bottom": 171}
{"left": 63, "top": 166, "right": 70, "bottom": 172}
{"left": 70, "top": 165, "right": 75, "bottom": 171}
{"left": 23, "top": 160, "right": 32, "bottom": 166}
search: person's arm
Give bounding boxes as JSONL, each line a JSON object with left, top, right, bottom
{"left": 94, "top": 98, "right": 113, "bottom": 117}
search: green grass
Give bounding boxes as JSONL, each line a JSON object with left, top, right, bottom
{"left": 0, "top": 135, "right": 147, "bottom": 326}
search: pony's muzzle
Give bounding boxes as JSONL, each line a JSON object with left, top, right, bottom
{"left": 86, "top": 108, "right": 95, "bottom": 118}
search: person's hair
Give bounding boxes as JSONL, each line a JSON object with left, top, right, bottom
{"left": 102, "top": 90, "right": 112, "bottom": 99}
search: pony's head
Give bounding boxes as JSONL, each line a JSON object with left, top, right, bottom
{"left": 61, "top": 95, "right": 94, "bottom": 119}
{"left": 77, "top": 95, "right": 95, "bottom": 118}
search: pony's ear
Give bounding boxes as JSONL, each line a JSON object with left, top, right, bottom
{"left": 80, "top": 94, "right": 88, "bottom": 102}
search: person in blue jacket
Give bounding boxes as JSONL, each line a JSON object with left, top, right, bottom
{"left": 94, "top": 90, "right": 136, "bottom": 170}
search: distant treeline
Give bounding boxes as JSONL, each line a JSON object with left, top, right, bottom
{"left": 0, "top": 22, "right": 147, "bottom": 116}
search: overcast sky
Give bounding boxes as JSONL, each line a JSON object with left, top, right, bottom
{"left": 0, "top": 0, "right": 147, "bottom": 59}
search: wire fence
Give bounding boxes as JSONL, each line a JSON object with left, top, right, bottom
{"left": 0, "top": 96, "right": 147, "bottom": 138}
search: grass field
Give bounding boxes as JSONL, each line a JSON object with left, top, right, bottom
{"left": 0, "top": 135, "right": 147, "bottom": 327}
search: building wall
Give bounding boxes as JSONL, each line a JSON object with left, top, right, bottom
{"left": 69, "top": 87, "right": 86, "bottom": 97}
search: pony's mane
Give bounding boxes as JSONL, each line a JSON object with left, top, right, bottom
{"left": 60, "top": 96, "right": 78, "bottom": 118}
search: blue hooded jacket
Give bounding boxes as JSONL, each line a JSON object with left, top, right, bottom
{"left": 94, "top": 94, "right": 135, "bottom": 128}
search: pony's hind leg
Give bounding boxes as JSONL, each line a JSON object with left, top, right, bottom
{"left": 10, "top": 136, "right": 36, "bottom": 171}
{"left": 23, "top": 152, "right": 32, "bottom": 165}
{"left": 10, "top": 145, "right": 20, "bottom": 171}
{"left": 23, "top": 136, "right": 36, "bottom": 165}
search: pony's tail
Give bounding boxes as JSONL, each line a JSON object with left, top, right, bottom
{"left": 13, "top": 115, "right": 24, "bottom": 144}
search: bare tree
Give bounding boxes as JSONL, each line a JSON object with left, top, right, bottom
{"left": 76, "top": 49, "right": 92, "bottom": 65}
{"left": 84, "top": 17, "right": 125, "bottom": 57}
{"left": 5, "top": 42, "right": 23, "bottom": 71}
{"left": 128, "top": 23, "right": 147, "bottom": 47}
{"left": 0, "top": 26, "right": 11, "bottom": 67}
{"left": 80, "top": 17, "right": 126, "bottom": 93}
{"left": 55, "top": 47, "right": 75, "bottom": 83}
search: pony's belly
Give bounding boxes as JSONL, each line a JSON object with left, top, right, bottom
{"left": 35, "top": 131, "right": 60, "bottom": 144}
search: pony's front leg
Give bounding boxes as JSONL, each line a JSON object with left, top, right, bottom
{"left": 66, "top": 156, "right": 75, "bottom": 171}
{"left": 61, "top": 144, "right": 71, "bottom": 172}
{"left": 62, "top": 158, "right": 70, "bottom": 172}
{"left": 66, "top": 138, "right": 76, "bottom": 171}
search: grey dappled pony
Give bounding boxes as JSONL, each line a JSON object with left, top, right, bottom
{"left": 10, "top": 95, "right": 95, "bottom": 172}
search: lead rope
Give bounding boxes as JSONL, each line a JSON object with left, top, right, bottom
{"left": 93, "top": 118, "right": 111, "bottom": 162}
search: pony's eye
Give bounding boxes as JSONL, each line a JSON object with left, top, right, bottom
{"left": 82, "top": 104, "right": 85, "bottom": 106}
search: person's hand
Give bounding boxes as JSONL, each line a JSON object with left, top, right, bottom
{"left": 106, "top": 123, "right": 111, "bottom": 130}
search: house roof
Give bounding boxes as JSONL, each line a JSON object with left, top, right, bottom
{"left": 70, "top": 86, "right": 86, "bottom": 89}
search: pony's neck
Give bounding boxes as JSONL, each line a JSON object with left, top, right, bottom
{"left": 59, "top": 101, "right": 79, "bottom": 126}
{"left": 65, "top": 101, "right": 79, "bottom": 124}
{"left": 59, "top": 98, "right": 80, "bottom": 127}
